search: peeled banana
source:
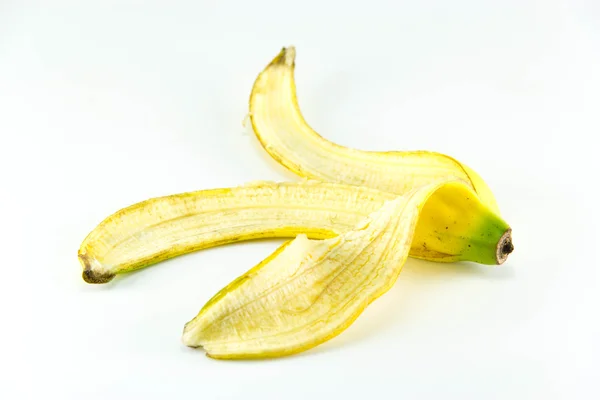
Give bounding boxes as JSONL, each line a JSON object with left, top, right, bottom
{"left": 78, "top": 180, "right": 511, "bottom": 284}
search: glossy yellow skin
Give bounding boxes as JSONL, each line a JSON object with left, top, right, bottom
{"left": 78, "top": 181, "right": 508, "bottom": 283}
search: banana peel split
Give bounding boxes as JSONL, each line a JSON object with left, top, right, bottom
{"left": 182, "top": 47, "right": 514, "bottom": 359}
{"left": 79, "top": 180, "right": 511, "bottom": 284}
{"left": 78, "top": 45, "right": 514, "bottom": 360}
{"left": 182, "top": 181, "right": 508, "bottom": 359}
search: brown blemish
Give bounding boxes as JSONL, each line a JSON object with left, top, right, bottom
{"left": 269, "top": 46, "right": 296, "bottom": 68}
{"left": 502, "top": 240, "right": 514, "bottom": 256}
{"left": 78, "top": 253, "right": 115, "bottom": 284}
{"left": 495, "top": 229, "right": 514, "bottom": 265}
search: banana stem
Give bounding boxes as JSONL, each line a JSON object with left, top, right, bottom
{"left": 496, "top": 229, "right": 514, "bottom": 264}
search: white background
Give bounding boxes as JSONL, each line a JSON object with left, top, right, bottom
{"left": 1, "top": 1, "right": 599, "bottom": 399}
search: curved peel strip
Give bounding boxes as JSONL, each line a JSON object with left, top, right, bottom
{"left": 78, "top": 180, "right": 511, "bottom": 283}
{"left": 78, "top": 181, "right": 389, "bottom": 283}
{"left": 249, "top": 46, "right": 501, "bottom": 214}
{"left": 182, "top": 181, "right": 458, "bottom": 359}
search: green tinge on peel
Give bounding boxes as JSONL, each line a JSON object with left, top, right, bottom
{"left": 181, "top": 181, "right": 508, "bottom": 359}
{"left": 78, "top": 181, "right": 511, "bottom": 284}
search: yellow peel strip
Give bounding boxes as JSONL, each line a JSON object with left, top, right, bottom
{"left": 78, "top": 180, "right": 510, "bottom": 283}
{"left": 249, "top": 46, "right": 501, "bottom": 214}
{"left": 182, "top": 182, "right": 454, "bottom": 359}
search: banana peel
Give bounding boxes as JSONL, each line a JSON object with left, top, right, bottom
{"left": 183, "top": 181, "right": 502, "bottom": 359}
{"left": 78, "top": 180, "right": 389, "bottom": 283}
{"left": 78, "top": 45, "right": 514, "bottom": 360}
{"left": 79, "top": 180, "right": 511, "bottom": 284}
{"left": 248, "top": 46, "right": 501, "bottom": 215}
{"left": 180, "top": 47, "right": 514, "bottom": 359}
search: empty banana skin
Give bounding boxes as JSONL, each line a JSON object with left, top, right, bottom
{"left": 78, "top": 180, "right": 511, "bottom": 284}
{"left": 179, "top": 46, "right": 516, "bottom": 358}
{"left": 183, "top": 181, "right": 501, "bottom": 359}
{"left": 78, "top": 45, "right": 515, "bottom": 360}
{"left": 248, "top": 46, "right": 501, "bottom": 215}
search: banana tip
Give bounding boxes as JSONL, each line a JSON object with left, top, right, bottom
{"left": 79, "top": 253, "right": 115, "bottom": 284}
{"left": 271, "top": 46, "right": 296, "bottom": 67}
{"left": 181, "top": 322, "right": 202, "bottom": 348}
{"left": 495, "top": 229, "right": 514, "bottom": 265}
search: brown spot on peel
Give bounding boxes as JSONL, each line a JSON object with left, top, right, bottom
{"left": 79, "top": 253, "right": 115, "bottom": 284}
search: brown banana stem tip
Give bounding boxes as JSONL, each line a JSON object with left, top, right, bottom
{"left": 495, "top": 229, "right": 514, "bottom": 265}
{"left": 79, "top": 253, "right": 115, "bottom": 284}
{"left": 270, "top": 46, "right": 296, "bottom": 67}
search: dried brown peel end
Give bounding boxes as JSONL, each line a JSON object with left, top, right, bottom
{"left": 269, "top": 46, "right": 296, "bottom": 67}
{"left": 79, "top": 253, "right": 115, "bottom": 284}
{"left": 496, "top": 229, "right": 514, "bottom": 265}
